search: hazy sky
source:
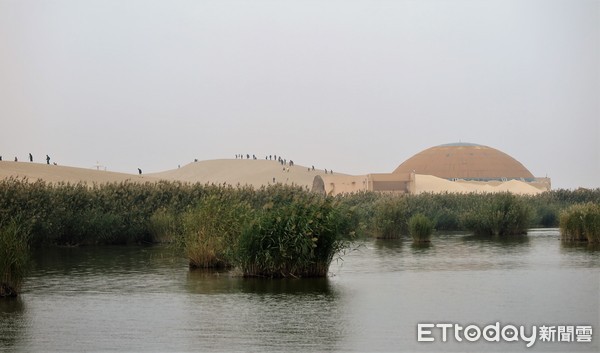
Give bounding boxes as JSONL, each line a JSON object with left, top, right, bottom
{"left": 1, "top": 0, "right": 598, "bottom": 189}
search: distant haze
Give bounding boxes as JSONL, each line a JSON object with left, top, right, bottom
{"left": 1, "top": 0, "right": 598, "bottom": 189}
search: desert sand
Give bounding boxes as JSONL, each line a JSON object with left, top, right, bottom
{"left": 0, "top": 160, "right": 545, "bottom": 195}
{"left": 0, "top": 159, "right": 332, "bottom": 189}
{"left": 414, "top": 174, "right": 544, "bottom": 195}
{"left": 0, "top": 161, "right": 151, "bottom": 184}
{"left": 149, "top": 159, "right": 333, "bottom": 188}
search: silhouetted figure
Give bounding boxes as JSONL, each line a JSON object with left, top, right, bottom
{"left": 269, "top": 155, "right": 272, "bottom": 160}
{"left": 273, "top": 177, "right": 275, "bottom": 183}
{"left": 331, "top": 170, "right": 333, "bottom": 174}
{"left": 29, "top": 153, "right": 33, "bottom": 162}
{"left": 14, "top": 157, "right": 17, "bottom": 162}
{"left": 0, "top": 156, "right": 2, "bottom": 161}
{"left": 46, "top": 155, "right": 50, "bottom": 165}
{"left": 194, "top": 159, "right": 198, "bottom": 162}
{"left": 312, "top": 165, "right": 315, "bottom": 171}
{"left": 138, "top": 168, "right": 142, "bottom": 175}
{"left": 246, "top": 154, "right": 250, "bottom": 159}
{"left": 325, "top": 169, "right": 328, "bottom": 174}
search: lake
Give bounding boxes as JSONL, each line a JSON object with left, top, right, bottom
{"left": 1, "top": 229, "right": 598, "bottom": 352}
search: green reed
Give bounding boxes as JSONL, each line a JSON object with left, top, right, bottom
{"left": 0, "top": 176, "right": 598, "bottom": 248}
{"left": 372, "top": 196, "right": 410, "bottom": 239}
{"left": 560, "top": 203, "right": 600, "bottom": 243}
{"left": 408, "top": 214, "right": 434, "bottom": 243}
{"left": 0, "top": 219, "right": 30, "bottom": 297}
{"left": 463, "top": 192, "right": 531, "bottom": 236}
{"left": 237, "top": 193, "right": 351, "bottom": 278}
{"left": 181, "top": 193, "right": 253, "bottom": 269}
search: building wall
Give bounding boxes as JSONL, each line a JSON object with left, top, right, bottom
{"left": 314, "top": 175, "right": 369, "bottom": 195}
{"left": 313, "top": 172, "right": 549, "bottom": 196}
{"left": 313, "top": 173, "right": 412, "bottom": 196}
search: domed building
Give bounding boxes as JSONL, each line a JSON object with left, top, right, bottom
{"left": 393, "top": 142, "right": 534, "bottom": 181}
{"left": 313, "top": 142, "right": 550, "bottom": 195}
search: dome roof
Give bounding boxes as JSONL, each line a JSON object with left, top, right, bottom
{"left": 393, "top": 143, "right": 534, "bottom": 180}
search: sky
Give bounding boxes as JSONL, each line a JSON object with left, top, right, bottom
{"left": 0, "top": 0, "right": 598, "bottom": 189}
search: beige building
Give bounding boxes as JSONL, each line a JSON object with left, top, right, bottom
{"left": 313, "top": 143, "right": 551, "bottom": 196}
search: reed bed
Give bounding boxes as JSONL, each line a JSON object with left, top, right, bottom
{"left": 372, "top": 196, "right": 410, "bottom": 239}
{"left": 408, "top": 214, "right": 434, "bottom": 243}
{"left": 0, "top": 220, "right": 30, "bottom": 297}
{"left": 463, "top": 193, "right": 531, "bottom": 236}
{"left": 1, "top": 177, "right": 598, "bottom": 246}
{"left": 181, "top": 193, "right": 253, "bottom": 269}
{"left": 0, "top": 177, "right": 599, "bottom": 279}
{"left": 237, "top": 195, "right": 350, "bottom": 278}
{"left": 560, "top": 203, "right": 600, "bottom": 243}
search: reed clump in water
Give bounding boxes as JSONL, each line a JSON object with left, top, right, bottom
{"left": 463, "top": 192, "right": 531, "bottom": 236}
{"left": 408, "top": 214, "right": 434, "bottom": 243}
{"left": 237, "top": 194, "right": 351, "bottom": 278}
{"left": 181, "top": 193, "right": 253, "bottom": 269}
{"left": 560, "top": 203, "right": 600, "bottom": 243}
{"left": 372, "top": 196, "right": 409, "bottom": 239}
{"left": 0, "top": 220, "right": 30, "bottom": 298}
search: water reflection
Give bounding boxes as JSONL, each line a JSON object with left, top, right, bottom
{"left": 372, "top": 238, "right": 403, "bottom": 252}
{"left": 561, "top": 241, "right": 600, "bottom": 252}
{"left": 183, "top": 270, "right": 341, "bottom": 351}
{"left": 0, "top": 298, "right": 25, "bottom": 349}
{"left": 4, "top": 230, "right": 599, "bottom": 352}
{"left": 185, "top": 270, "right": 334, "bottom": 295}
{"left": 410, "top": 242, "right": 433, "bottom": 253}
{"left": 560, "top": 241, "right": 600, "bottom": 269}
{"left": 461, "top": 233, "right": 531, "bottom": 247}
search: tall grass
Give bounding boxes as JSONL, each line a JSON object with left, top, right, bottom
{"left": 560, "top": 203, "right": 600, "bottom": 243}
{"left": 148, "top": 208, "right": 182, "bottom": 243}
{"left": 0, "top": 178, "right": 216, "bottom": 245}
{"left": 181, "top": 193, "right": 253, "bottom": 269}
{"left": 408, "top": 214, "right": 434, "bottom": 243}
{"left": 237, "top": 194, "right": 350, "bottom": 278}
{"left": 463, "top": 193, "right": 531, "bottom": 236}
{"left": 0, "top": 220, "right": 30, "bottom": 297}
{"left": 372, "top": 196, "right": 410, "bottom": 238}
{"left": 0, "top": 175, "right": 598, "bottom": 252}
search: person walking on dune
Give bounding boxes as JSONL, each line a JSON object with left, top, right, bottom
{"left": 29, "top": 153, "right": 33, "bottom": 162}
{"left": 46, "top": 155, "right": 50, "bottom": 165}
{"left": 138, "top": 168, "right": 142, "bottom": 175}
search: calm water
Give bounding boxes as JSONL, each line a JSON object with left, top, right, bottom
{"left": 1, "top": 229, "right": 599, "bottom": 352}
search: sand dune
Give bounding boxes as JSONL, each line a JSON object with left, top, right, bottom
{"left": 0, "top": 161, "right": 150, "bottom": 184}
{"left": 0, "top": 159, "right": 545, "bottom": 195}
{"left": 0, "top": 159, "right": 333, "bottom": 189}
{"left": 149, "top": 159, "right": 333, "bottom": 188}
{"left": 414, "top": 174, "right": 544, "bottom": 195}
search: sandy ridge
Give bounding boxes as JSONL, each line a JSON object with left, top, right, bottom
{"left": 0, "top": 159, "right": 332, "bottom": 188}
{"left": 0, "top": 160, "right": 545, "bottom": 194}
